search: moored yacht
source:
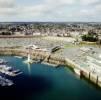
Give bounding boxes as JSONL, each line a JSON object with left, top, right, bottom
{"left": 0, "top": 59, "right": 8, "bottom": 65}
{"left": 0, "top": 65, "right": 22, "bottom": 77}
{"left": 0, "top": 76, "right": 14, "bottom": 86}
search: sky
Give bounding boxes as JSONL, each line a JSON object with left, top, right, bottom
{"left": 0, "top": 0, "right": 101, "bottom": 22}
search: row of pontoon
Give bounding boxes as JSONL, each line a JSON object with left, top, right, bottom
{"left": 0, "top": 59, "right": 22, "bottom": 87}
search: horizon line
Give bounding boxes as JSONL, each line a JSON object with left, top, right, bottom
{"left": 0, "top": 21, "right": 101, "bottom": 23}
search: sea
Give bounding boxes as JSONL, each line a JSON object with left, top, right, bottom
{"left": 0, "top": 56, "right": 101, "bottom": 100}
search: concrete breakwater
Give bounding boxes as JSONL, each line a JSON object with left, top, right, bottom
{"left": 81, "top": 68, "right": 101, "bottom": 87}
{"left": 65, "top": 58, "right": 101, "bottom": 88}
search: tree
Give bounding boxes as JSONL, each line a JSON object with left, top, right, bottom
{"left": 81, "top": 34, "right": 98, "bottom": 42}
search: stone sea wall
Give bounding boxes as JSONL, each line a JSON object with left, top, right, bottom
{"left": 0, "top": 48, "right": 65, "bottom": 66}
{"left": 65, "top": 58, "right": 101, "bottom": 88}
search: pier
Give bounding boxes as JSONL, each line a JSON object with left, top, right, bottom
{"left": 65, "top": 58, "right": 101, "bottom": 87}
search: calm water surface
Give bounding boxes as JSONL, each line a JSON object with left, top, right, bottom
{"left": 0, "top": 56, "right": 101, "bottom": 100}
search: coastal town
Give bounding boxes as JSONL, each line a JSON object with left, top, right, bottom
{"left": 1, "top": 0, "right": 101, "bottom": 99}
{"left": 0, "top": 22, "right": 101, "bottom": 39}
{"left": 0, "top": 22, "right": 101, "bottom": 88}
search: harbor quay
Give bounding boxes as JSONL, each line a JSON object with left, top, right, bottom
{"left": 0, "top": 47, "right": 101, "bottom": 87}
{"left": 65, "top": 58, "right": 101, "bottom": 87}
{"left": 0, "top": 37, "right": 101, "bottom": 88}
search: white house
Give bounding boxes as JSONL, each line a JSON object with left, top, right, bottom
{"left": 33, "top": 32, "right": 41, "bottom": 36}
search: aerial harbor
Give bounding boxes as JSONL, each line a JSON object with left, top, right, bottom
{"left": 0, "top": 0, "right": 101, "bottom": 100}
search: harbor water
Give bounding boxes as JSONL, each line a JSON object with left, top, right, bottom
{"left": 0, "top": 56, "right": 101, "bottom": 100}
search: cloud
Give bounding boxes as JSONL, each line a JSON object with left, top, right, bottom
{"left": 0, "top": 0, "right": 75, "bottom": 17}
{"left": 13, "top": 0, "right": 76, "bottom": 18}
{"left": 0, "top": 8, "right": 16, "bottom": 15}
{"left": 95, "top": 4, "right": 101, "bottom": 11}
{"left": 0, "top": 0, "right": 15, "bottom": 8}
{"left": 80, "top": 0, "right": 100, "bottom": 5}
{"left": 0, "top": 0, "right": 101, "bottom": 21}
{"left": 79, "top": 9, "right": 95, "bottom": 16}
{"left": 0, "top": 0, "right": 16, "bottom": 18}
{"left": 45, "top": 0, "right": 75, "bottom": 6}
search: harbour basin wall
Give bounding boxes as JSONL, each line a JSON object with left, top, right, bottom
{"left": 0, "top": 48, "right": 65, "bottom": 65}
{"left": 0, "top": 48, "right": 101, "bottom": 87}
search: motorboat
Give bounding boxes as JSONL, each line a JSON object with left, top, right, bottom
{"left": 0, "top": 65, "right": 22, "bottom": 77}
{"left": 0, "top": 76, "right": 14, "bottom": 86}
{"left": 0, "top": 59, "right": 8, "bottom": 65}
